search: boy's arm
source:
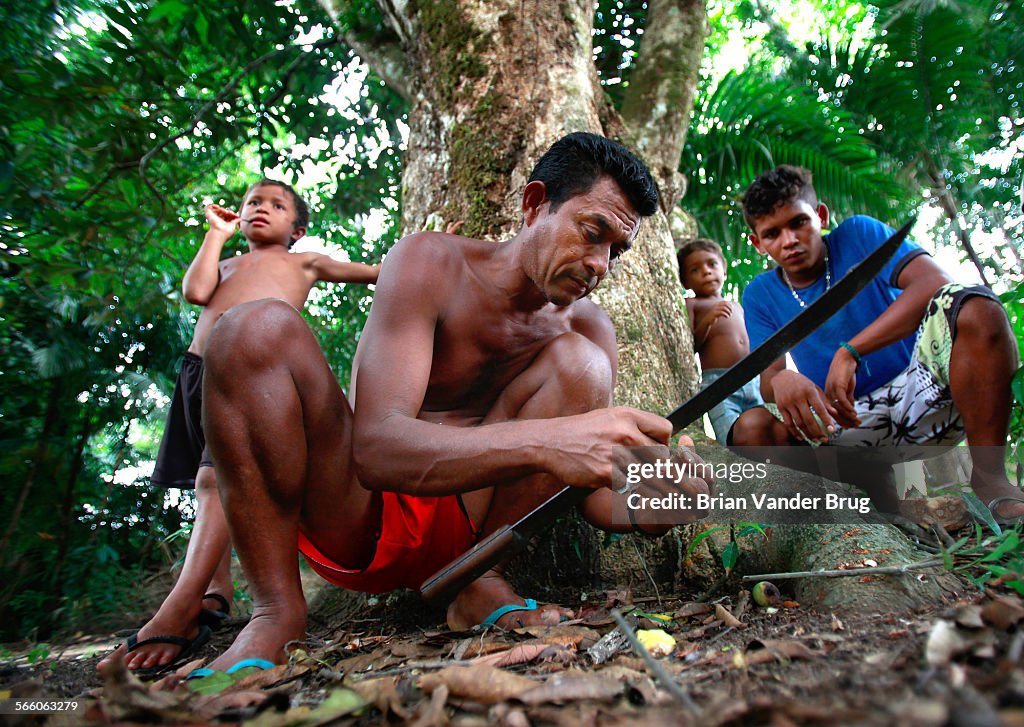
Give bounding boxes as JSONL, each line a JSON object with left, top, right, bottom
{"left": 309, "top": 254, "right": 380, "bottom": 285}
{"left": 690, "top": 300, "right": 732, "bottom": 351}
{"left": 182, "top": 204, "right": 239, "bottom": 305}
{"left": 824, "top": 254, "right": 952, "bottom": 423}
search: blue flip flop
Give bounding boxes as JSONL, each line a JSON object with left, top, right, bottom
{"left": 226, "top": 658, "right": 277, "bottom": 674}
{"left": 185, "top": 658, "right": 277, "bottom": 694}
{"left": 478, "top": 598, "right": 539, "bottom": 629}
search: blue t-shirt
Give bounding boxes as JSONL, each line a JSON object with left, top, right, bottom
{"left": 742, "top": 215, "right": 928, "bottom": 397}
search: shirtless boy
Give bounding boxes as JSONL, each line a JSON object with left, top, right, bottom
{"left": 176, "top": 133, "right": 709, "bottom": 673}
{"left": 678, "top": 238, "right": 763, "bottom": 443}
{"left": 104, "top": 179, "right": 378, "bottom": 673}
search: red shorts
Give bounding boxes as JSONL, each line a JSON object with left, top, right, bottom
{"left": 297, "top": 492, "right": 478, "bottom": 594}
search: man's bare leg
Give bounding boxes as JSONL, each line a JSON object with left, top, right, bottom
{"left": 200, "top": 299, "right": 378, "bottom": 669}
{"left": 97, "top": 466, "right": 231, "bottom": 671}
{"left": 949, "top": 297, "right": 1023, "bottom": 518}
{"left": 447, "top": 333, "right": 612, "bottom": 630}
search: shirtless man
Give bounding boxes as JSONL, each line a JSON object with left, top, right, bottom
{"left": 193, "top": 132, "right": 709, "bottom": 671}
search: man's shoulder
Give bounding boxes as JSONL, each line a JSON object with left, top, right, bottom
{"left": 829, "top": 215, "right": 890, "bottom": 242}
{"left": 379, "top": 231, "right": 469, "bottom": 282}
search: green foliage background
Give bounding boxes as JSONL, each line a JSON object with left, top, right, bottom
{"left": 1, "top": 0, "right": 1022, "bottom": 641}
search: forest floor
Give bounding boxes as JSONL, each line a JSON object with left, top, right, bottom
{"left": 4, "top": 519, "right": 1024, "bottom": 726}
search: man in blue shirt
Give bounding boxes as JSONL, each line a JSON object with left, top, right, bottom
{"left": 731, "top": 165, "right": 1021, "bottom": 522}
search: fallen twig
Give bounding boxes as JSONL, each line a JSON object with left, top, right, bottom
{"left": 741, "top": 558, "right": 944, "bottom": 581}
{"left": 610, "top": 609, "right": 702, "bottom": 719}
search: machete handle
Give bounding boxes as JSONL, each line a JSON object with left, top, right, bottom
{"left": 420, "top": 525, "right": 531, "bottom": 603}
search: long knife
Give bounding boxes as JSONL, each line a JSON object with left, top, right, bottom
{"left": 420, "top": 217, "right": 915, "bottom": 603}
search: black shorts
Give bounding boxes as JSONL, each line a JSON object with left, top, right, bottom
{"left": 151, "top": 352, "right": 213, "bottom": 489}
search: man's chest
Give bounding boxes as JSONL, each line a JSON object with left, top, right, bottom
{"left": 424, "top": 304, "right": 575, "bottom": 411}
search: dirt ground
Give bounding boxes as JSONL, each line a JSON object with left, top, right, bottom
{"left": 4, "top": 569, "right": 1024, "bottom": 726}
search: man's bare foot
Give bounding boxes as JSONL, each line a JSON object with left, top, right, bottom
{"left": 201, "top": 608, "right": 306, "bottom": 672}
{"left": 445, "top": 572, "right": 571, "bottom": 630}
{"left": 971, "top": 471, "right": 1024, "bottom": 522}
{"left": 96, "top": 597, "right": 206, "bottom": 673}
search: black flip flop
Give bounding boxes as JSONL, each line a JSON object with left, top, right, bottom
{"left": 198, "top": 592, "right": 231, "bottom": 629}
{"left": 125, "top": 624, "right": 212, "bottom": 677}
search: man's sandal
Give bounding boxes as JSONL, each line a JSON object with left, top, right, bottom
{"left": 986, "top": 496, "right": 1024, "bottom": 527}
{"left": 477, "top": 599, "right": 540, "bottom": 629}
{"left": 198, "top": 592, "right": 231, "bottom": 629}
{"left": 124, "top": 624, "right": 212, "bottom": 677}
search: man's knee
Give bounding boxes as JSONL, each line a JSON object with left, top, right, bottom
{"left": 536, "top": 332, "right": 613, "bottom": 403}
{"left": 730, "top": 406, "right": 785, "bottom": 447}
{"left": 955, "top": 296, "right": 1014, "bottom": 350}
{"left": 205, "top": 299, "right": 308, "bottom": 375}
{"left": 195, "top": 465, "right": 218, "bottom": 495}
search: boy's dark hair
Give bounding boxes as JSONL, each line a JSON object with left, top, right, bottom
{"left": 676, "top": 238, "right": 724, "bottom": 285}
{"left": 528, "top": 132, "right": 659, "bottom": 218}
{"left": 740, "top": 165, "right": 818, "bottom": 228}
{"left": 245, "top": 179, "right": 310, "bottom": 246}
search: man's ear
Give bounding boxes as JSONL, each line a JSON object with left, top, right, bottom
{"left": 816, "top": 203, "right": 829, "bottom": 228}
{"left": 521, "top": 180, "right": 548, "bottom": 226}
{"left": 291, "top": 225, "right": 307, "bottom": 242}
{"left": 749, "top": 232, "right": 766, "bottom": 255}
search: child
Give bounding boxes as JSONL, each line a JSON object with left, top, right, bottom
{"left": 111, "top": 179, "right": 379, "bottom": 674}
{"left": 678, "top": 238, "right": 763, "bottom": 444}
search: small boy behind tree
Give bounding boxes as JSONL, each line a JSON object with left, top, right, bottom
{"left": 678, "top": 238, "right": 763, "bottom": 443}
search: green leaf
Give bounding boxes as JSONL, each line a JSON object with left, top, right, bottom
{"left": 685, "top": 526, "right": 724, "bottom": 560}
{"left": 961, "top": 492, "right": 1002, "bottom": 536}
{"left": 981, "top": 531, "right": 1020, "bottom": 563}
{"left": 722, "top": 540, "right": 739, "bottom": 573}
{"left": 1012, "top": 366, "right": 1024, "bottom": 407}
{"left": 736, "top": 523, "right": 769, "bottom": 539}
{"left": 148, "top": 0, "right": 189, "bottom": 24}
{"left": 195, "top": 12, "right": 209, "bottom": 44}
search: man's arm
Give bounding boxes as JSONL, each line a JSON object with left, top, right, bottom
{"left": 308, "top": 254, "right": 380, "bottom": 285}
{"left": 182, "top": 205, "right": 237, "bottom": 305}
{"left": 351, "top": 234, "right": 669, "bottom": 497}
{"left": 824, "top": 254, "right": 952, "bottom": 423}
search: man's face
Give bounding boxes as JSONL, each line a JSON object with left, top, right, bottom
{"left": 524, "top": 176, "right": 641, "bottom": 306}
{"left": 748, "top": 199, "right": 829, "bottom": 282}
{"left": 681, "top": 249, "right": 725, "bottom": 297}
{"left": 240, "top": 184, "right": 305, "bottom": 246}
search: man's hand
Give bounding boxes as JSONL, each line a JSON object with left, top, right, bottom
{"left": 546, "top": 407, "right": 673, "bottom": 490}
{"left": 205, "top": 204, "right": 241, "bottom": 237}
{"left": 627, "top": 443, "right": 712, "bottom": 531}
{"left": 770, "top": 369, "right": 836, "bottom": 444}
{"left": 824, "top": 347, "right": 861, "bottom": 428}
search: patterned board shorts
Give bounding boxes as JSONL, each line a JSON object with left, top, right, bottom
{"left": 766, "top": 283, "right": 1002, "bottom": 460}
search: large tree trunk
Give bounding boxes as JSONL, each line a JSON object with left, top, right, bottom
{"left": 332, "top": 0, "right": 700, "bottom": 412}
{"left": 318, "top": 0, "right": 950, "bottom": 613}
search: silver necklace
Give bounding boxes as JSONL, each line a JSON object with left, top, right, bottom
{"left": 781, "top": 245, "right": 831, "bottom": 309}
